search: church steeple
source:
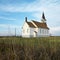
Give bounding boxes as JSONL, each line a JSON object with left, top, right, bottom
{"left": 42, "top": 12, "right": 46, "bottom": 20}
{"left": 41, "top": 12, "right": 46, "bottom": 23}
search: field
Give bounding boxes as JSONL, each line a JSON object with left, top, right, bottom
{"left": 0, "top": 36, "right": 60, "bottom": 60}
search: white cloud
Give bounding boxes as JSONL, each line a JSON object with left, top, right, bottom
{"left": 0, "top": 16, "right": 16, "bottom": 21}
{"left": 0, "top": 0, "right": 60, "bottom": 36}
{"left": 0, "top": 0, "right": 50, "bottom": 12}
{"left": 50, "top": 26, "right": 60, "bottom": 36}
{"left": 0, "top": 24, "right": 21, "bottom": 28}
{"left": 0, "top": 0, "right": 60, "bottom": 12}
{"left": 0, "top": 24, "right": 21, "bottom": 36}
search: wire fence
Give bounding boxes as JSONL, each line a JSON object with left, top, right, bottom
{"left": 0, "top": 26, "right": 21, "bottom": 36}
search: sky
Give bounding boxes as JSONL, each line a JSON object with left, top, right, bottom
{"left": 0, "top": 0, "right": 60, "bottom": 36}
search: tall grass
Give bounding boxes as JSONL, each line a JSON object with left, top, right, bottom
{"left": 0, "top": 36, "right": 60, "bottom": 60}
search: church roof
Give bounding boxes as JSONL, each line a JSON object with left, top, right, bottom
{"left": 26, "top": 22, "right": 36, "bottom": 28}
{"left": 32, "top": 20, "right": 49, "bottom": 29}
{"left": 26, "top": 20, "right": 49, "bottom": 29}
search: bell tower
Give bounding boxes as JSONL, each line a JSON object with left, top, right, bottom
{"left": 41, "top": 12, "right": 46, "bottom": 23}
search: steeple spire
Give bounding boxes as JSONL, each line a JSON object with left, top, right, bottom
{"left": 42, "top": 12, "right": 46, "bottom": 20}
{"left": 41, "top": 12, "right": 46, "bottom": 23}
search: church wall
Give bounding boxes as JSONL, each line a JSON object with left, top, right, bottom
{"left": 22, "top": 22, "right": 30, "bottom": 37}
{"left": 37, "top": 28, "right": 49, "bottom": 37}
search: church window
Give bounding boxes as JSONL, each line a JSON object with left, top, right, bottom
{"left": 43, "top": 30, "right": 45, "bottom": 34}
{"left": 27, "top": 29, "right": 29, "bottom": 33}
{"left": 23, "top": 29, "right": 25, "bottom": 33}
{"left": 47, "top": 30, "right": 48, "bottom": 34}
{"left": 43, "top": 29, "right": 44, "bottom": 34}
{"left": 40, "top": 29, "right": 41, "bottom": 33}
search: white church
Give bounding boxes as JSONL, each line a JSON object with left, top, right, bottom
{"left": 22, "top": 12, "right": 50, "bottom": 37}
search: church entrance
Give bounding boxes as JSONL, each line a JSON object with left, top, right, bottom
{"left": 34, "top": 31, "right": 37, "bottom": 37}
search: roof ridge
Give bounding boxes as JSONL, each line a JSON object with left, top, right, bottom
{"left": 32, "top": 20, "right": 40, "bottom": 23}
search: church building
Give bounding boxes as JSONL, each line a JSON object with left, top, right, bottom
{"left": 22, "top": 12, "right": 50, "bottom": 37}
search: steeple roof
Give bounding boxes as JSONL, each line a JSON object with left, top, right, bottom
{"left": 42, "top": 12, "right": 45, "bottom": 19}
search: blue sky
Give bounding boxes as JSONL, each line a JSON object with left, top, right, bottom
{"left": 0, "top": 0, "right": 60, "bottom": 36}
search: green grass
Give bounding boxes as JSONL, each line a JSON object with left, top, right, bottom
{"left": 0, "top": 36, "right": 60, "bottom": 60}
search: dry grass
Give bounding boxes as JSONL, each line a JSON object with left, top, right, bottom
{"left": 0, "top": 36, "right": 60, "bottom": 60}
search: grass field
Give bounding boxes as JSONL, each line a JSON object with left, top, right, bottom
{"left": 0, "top": 36, "right": 60, "bottom": 60}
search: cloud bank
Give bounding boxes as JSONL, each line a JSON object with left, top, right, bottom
{"left": 0, "top": 0, "right": 60, "bottom": 36}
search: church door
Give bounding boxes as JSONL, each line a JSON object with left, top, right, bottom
{"left": 34, "top": 31, "right": 37, "bottom": 37}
